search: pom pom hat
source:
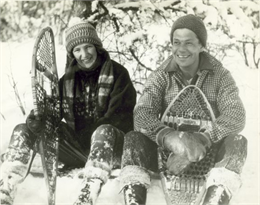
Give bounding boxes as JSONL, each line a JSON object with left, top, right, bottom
{"left": 170, "top": 14, "right": 207, "bottom": 47}
{"left": 65, "top": 19, "right": 103, "bottom": 57}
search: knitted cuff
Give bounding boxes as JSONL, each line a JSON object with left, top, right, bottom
{"left": 119, "top": 165, "right": 151, "bottom": 190}
{"left": 156, "top": 127, "right": 173, "bottom": 147}
{"left": 84, "top": 161, "right": 110, "bottom": 183}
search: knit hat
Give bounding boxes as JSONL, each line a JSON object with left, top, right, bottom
{"left": 170, "top": 14, "right": 207, "bottom": 47}
{"left": 65, "top": 19, "right": 103, "bottom": 57}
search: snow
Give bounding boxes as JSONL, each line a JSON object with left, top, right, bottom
{"left": 0, "top": 38, "right": 259, "bottom": 205}
{"left": 123, "top": 31, "right": 146, "bottom": 47}
{"left": 1, "top": 1, "right": 259, "bottom": 204}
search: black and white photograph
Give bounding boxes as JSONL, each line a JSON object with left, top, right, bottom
{"left": 0, "top": 1, "right": 259, "bottom": 205}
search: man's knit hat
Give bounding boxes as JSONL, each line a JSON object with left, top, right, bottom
{"left": 170, "top": 14, "right": 207, "bottom": 47}
{"left": 65, "top": 19, "right": 103, "bottom": 56}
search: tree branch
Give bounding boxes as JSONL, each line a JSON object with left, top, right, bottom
{"left": 94, "top": 1, "right": 109, "bottom": 21}
{"left": 7, "top": 72, "right": 26, "bottom": 115}
{"left": 129, "top": 47, "right": 152, "bottom": 71}
{"left": 0, "top": 112, "right": 6, "bottom": 120}
{"left": 237, "top": 40, "right": 260, "bottom": 44}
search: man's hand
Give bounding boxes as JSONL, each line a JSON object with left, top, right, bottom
{"left": 181, "top": 132, "right": 211, "bottom": 162}
{"left": 26, "top": 110, "right": 46, "bottom": 135}
{"left": 166, "top": 152, "right": 190, "bottom": 175}
{"left": 156, "top": 127, "right": 212, "bottom": 174}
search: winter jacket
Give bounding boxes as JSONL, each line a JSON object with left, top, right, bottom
{"left": 59, "top": 56, "right": 136, "bottom": 147}
{"left": 134, "top": 52, "right": 246, "bottom": 143}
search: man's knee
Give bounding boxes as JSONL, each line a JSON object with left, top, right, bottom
{"left": 122, "top": 131, "right": 158, "bottom": 172}
{"left": 215, "top": 134, "right": 247, "bottom": 174}
{"left": 124, "top": 131, "right": 150, "bottom": 147}
{"left": 223, "top": 134, "right": 247, "bottom": 146}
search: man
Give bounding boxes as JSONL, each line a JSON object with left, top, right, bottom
{"left": 0, "top": 19, "right": 136, "bottom": 205}
{"left": 120, "top": 14, "right": 247, "bottom": 205}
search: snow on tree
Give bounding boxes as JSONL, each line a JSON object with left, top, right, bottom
{"left": 0, "top": 1, "right": 259, "bottom": 204}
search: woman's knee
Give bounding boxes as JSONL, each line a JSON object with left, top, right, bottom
{"left": 11, "top": 123, "right": 36, "bottom": 146}
{"left": 2, "top": 123, "right": 35, "bottom": 164}
{"left": 13, "top": 123, "right": 30, "bottom": 133}
{"left": 92, "top": 124, "right": 123, "bottom": 143}
{"left": 96, "top": 124, "right": 113, "bottom": 130}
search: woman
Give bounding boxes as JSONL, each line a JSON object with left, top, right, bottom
{"left": 0, "top": 19, "right": 136, "bottom": 205}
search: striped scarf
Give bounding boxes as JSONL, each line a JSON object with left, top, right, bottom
{"left": 62, "top": 51, "right": 114, "bottom": 129}
{"left": 95, "top": 52, "right": 114, "bottom": 119}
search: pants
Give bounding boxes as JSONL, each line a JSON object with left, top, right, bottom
{"left": 2, "top": 122, "right": 125, "bottom": 181}
{"left": 120, "top": 131, "right": 247, "bottom": 193}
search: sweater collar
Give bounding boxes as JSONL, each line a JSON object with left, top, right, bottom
{"left": 165, "top": 52, "right": 215, "bottom": 73}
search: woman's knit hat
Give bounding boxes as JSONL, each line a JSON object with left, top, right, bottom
{"left": 65, "top": 19, "right": 103, "bottom": 56}
{"left": 170, "top": 14, "right": 207, "bottom": 47}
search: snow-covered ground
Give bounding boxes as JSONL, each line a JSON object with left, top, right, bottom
{"left": 0, "top": 39, "right": 259, "bottom": 205}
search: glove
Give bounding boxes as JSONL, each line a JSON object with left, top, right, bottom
{"left": 26, "top": 109, "right": 46, "bottom": 135}
{"left": 156, "top": 127, "right": 212, "bottom": 174}
{"left": 156, "top": 127, "right": 186, "bottom": 155}
{"left": 166, "top": 152, "right": 191, "bottom": 175}
{"left": 181, "top": 132, "right": 211, "bottom": 162}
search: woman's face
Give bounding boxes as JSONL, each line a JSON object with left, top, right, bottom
{"left": 171, "top": 28, "right": 203, "bottom": 72}
{"left": 72, "top": 43, "right": 97, "bottom": 71}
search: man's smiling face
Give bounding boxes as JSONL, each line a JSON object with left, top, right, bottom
{"left": 171, "top": 28, "right": 203, "bottom": 71}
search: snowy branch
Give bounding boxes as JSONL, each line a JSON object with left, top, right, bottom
{"left": 129, "top": 47, "right": 152, "bottom": 72}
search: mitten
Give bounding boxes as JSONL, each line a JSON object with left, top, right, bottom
{"left": 166, "top": 152, "right": 190, "bottom": 175}
{"left": 26, "top": 109, "right": 46, "bottom": 135}
{"left": 156, "top": 127, "right": 212, "bottom": 175}
{"left": 181, "top": 132, "right": 212, "bottom": 162}
{"left": 156, "top": 127, "right": 186, "bottom": 155}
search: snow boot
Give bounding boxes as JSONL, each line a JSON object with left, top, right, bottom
{"left": 73, "top": 178, "right": 103, "bottom": 205}
{"left": 124, "top": 184, "right": 147, "bottom": 205}
{"left": 1, "top": 124, "right": 35, "bottom": 205}
{"left": 202, "top": 185, "right": 231, "bottom": 205}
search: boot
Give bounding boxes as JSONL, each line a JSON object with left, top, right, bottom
{"left": 124, "top": 184, "right": 147, "bottom": 205}
{"left": 0, "top": 124, "right": 36, "bottom": 205}
{"left": 73, "top": 178, "right": 103, "bottom": 205}
{"left": 202, "top": 185, "right": 231, "bottom": 205}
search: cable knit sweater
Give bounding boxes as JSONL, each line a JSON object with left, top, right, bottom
{"left": 134, "top": 52, "right": 246, "bottom": 143}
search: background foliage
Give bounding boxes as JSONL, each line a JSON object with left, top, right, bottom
{"left": 0, "top": 3, "right": 259, "bottom": 204}
{"left": 1, "top": 0, "right": 259, "bottom": 95}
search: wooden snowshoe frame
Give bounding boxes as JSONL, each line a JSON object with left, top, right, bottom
{"left": 31, "top": 26, "right": 60, "bottom": 205}
{"left": 159, "top": 85, "right": 217, "bottom": 205}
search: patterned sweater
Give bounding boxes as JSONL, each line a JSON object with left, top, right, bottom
{"left": 134, "top": 52, "right": 246, "bottom": 143}
{"left": 59, "top": 58, "right": 136, "bottom": 148}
